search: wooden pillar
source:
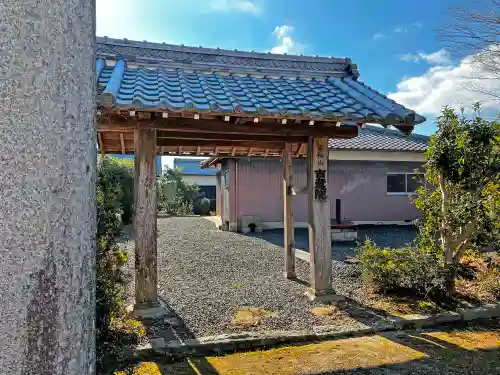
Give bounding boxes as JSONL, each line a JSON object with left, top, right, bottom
{"left": 307, "top": 136, "right": 336, "bottom": 301}
{"left": 283, "top": 143, "right": 296, "bottom": 279}
{"left": 134, "top": 128, "right": 159, "bottom": 308}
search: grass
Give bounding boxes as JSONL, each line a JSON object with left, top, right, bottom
{"left": 370, "top": 297, "right": 441, "bottom": 317}
{"left": 113, "top": 362, "right": 162, "bottom": 375}
{"left": 109, "top": 323, "right": 500, "bottom": 375}
{"left": 311, "top": 305, "right": 341, "bottom": 317}
{"left": 231, "top": 307, "right": 278, "bottom": 328}
{"left": 230, "top": 282, "right": 243, "bottom": 289}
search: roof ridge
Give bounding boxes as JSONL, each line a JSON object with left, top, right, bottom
{"left": 96, "top": 36, "right": 349, "bottom": 64}
{"left": 361, "top": 125, "right": 430, "bottom": 142}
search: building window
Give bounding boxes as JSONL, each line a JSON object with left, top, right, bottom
{"left": 387, "top": 173, "right": 425, "bottom": 195}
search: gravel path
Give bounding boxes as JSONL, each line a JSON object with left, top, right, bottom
{"left": 118, "top": 217, "right": 385, "bottom": 339}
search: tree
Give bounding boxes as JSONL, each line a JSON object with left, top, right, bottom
{"left": 414, "top": 106, "right": 500, "bottom": 295}
{"left": 439, "top": 0, "right": 500, "bottom": 99}
{"left": 158, "top": 167, "right": 199, "bottom": 214}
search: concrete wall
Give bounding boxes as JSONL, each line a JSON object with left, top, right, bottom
{"left": 0, "top": 1, "right": 96, "bottom": 374}
{"left": 182, "top": 174, "right": 217, "bottom": 186}
{"left": 231, "top": 158, "right": 422, "bottom": 228}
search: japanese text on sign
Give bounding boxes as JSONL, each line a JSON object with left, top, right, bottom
{"left": 314, "top": 169, "right": 327, "bottom": 201}
{"left": 317, "top": 144, "right": 325, "bottom": 166}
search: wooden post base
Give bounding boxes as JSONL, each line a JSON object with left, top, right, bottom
{"left": 304, "top": 288, "right": 345, "bottom": 303}
{"left": 133, "top": 304, "right": 166, "bottom": 319}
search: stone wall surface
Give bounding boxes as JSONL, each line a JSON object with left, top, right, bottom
{"left": 0, "top": 1, "right": 96, "bottom": 374}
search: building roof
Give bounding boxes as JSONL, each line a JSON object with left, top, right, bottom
{"left": 173, "top": 157, "right": 217, "bottom": 175}
{"left": 329, "top": 125, "right": 429, "bottom": 152}
{"left": 96, "top": 37, "right": 425, "bottom": 129}
{"left": 201, "top": 126, "right": 430, "bottom": 168}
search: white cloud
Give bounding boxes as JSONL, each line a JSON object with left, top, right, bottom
{"left": 389, "top": 52, "right": 500, "bottom": 117}
{"left": 400, "top": 49, "right": 452, "bottom": 65}
{"left": 208, "top": 0, "right": 260, "bottom": 14}
{"left": 393, "top": 26, "right": 408, "bottom": 33}
{"left": 394, "top": 22, "right": 422, "bottom": 33}
{"left": 271, "top": 25, "right": 304, "bottom": 54}
{"left": 372, "top": 33, "right": 389, "bottom": 40}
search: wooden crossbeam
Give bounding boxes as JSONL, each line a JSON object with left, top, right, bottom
{"left": 231, "top": 147, "right": 236, "bottom": 156}
{"left": 157, "top": 131, "right": 308, "bottom": 143}
{"left": 97, "top": 116, "right": 359, "bottom": 139}
{"left": 157, "top": 138, "right": 285, "bottom": 149}
{"left": 296, "top": 143, "right": 305, "bottom": 157}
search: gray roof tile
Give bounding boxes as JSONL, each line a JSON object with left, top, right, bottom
{"left": 95, "top": 38, "right": 426, "bottom": 128}
{"left": 328, "top": 125, "right": 429, "bottom": 152}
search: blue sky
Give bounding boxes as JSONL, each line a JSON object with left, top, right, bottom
{"left": 97, "top": 0, "right": 499, "bottom": 136}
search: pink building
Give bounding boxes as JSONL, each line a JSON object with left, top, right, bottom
{"left": 205, "top": 126, "right": 429, "bottom": 231}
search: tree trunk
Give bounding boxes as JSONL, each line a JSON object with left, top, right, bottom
{"left": 444, "top": 263, "right": 457, "bottom": 296}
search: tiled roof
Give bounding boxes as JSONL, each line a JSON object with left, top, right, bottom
{"left": 96, "top": 38, "right": 425, "bottom": 128}
{"left": 328, "top": 125, "right": 429, "bottom": 152}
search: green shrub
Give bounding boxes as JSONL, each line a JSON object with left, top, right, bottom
{"left": 157, "top": 167, "right": 198, "bottom": 215}
{"left": 357, "top": 239, "right": 444, "bottom": 297}
{"left": 197, "top": 197, "right": 211, "bottom": 215}
{"left": 99, "top": 156, "right": 134, "bottom": 224}
{"left": 96, "top": 157, "right": 133, "bottom": 373}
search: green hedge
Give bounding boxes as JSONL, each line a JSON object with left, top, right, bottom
{"left": 96, "top": 156, "right": 133, "bottom": 372}
{"left": 98, "top": 156, "right": 134, "bottom": 224}
{"left": 357, "top": 239, "right": 444, "bottom": 297}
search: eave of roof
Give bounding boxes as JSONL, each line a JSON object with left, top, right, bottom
{"left": 200, "top": 126, "right": 430, "bottom": 168}
{"left": 95, "top": 38, "right": 426, "bottom": 130}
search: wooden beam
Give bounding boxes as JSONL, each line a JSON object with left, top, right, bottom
{"left": 157, "top": 138, "right": 286, "bottom": 149}
{"left": 120, "top": 133, "right": 125, "bottom": 154}
{"left": 231, "top": 147, "right": 236, "bottom": 156}
{"left": 179, "top": 146, "right": 182, "bottom": 154}
{"left": 97, "top": 116, "right": 359, "bottom": 139}
{"left": 264, "top": 148, "right": 269, "bottom": 156}
{"left": 196, "top": 146, "right": 201, "bottom": 154}
{"left": 157, "top": 131, "right": 308, "bottom": 143}
{"left": 283, "top": 143, "right": 295, "bottom": 279}
{"left": 138, "top": 111, "right": 151, "bottom": 120}
{"left": 296, "top": 143, "right": 305, "bottom": 157}
{"left": 134, "top": 128, "right": 158, "bottom": 307}
{"left": 248, "top": 148, "right": 253, "bottom": 156}
{"left": 306, "top": 136, "right": 335, "bottom": 301}
{"left": 98, "top": 133, "right": 104, "bottom": 155}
